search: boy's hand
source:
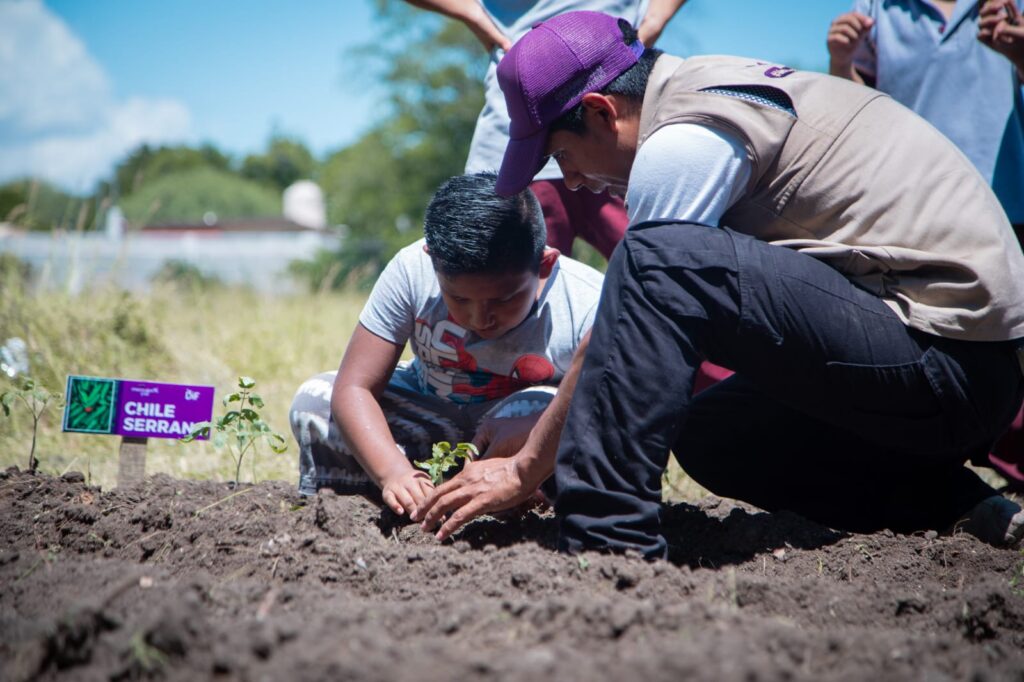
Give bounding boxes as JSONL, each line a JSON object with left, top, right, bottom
{"left": 381, "top": 468, "right": 434, "bottom": 518}
{"left": 827, "top": 12, "right": 873, "bottom": 78}
{"left": 979, "top": 0, "right": 1024, "bottom": 76}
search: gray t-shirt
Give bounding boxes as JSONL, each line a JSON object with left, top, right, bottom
{"left": 359, "top": 239, "right": 604, "bottom": 404}
{"left": 465, "top": 0, "right": 650, "bottom": 180}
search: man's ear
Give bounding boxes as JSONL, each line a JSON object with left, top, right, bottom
{"left": 539, "top": 247, "right": 560, "bottom": 277}
{"left": 422, "top": 243, "right": 430, "bottom": 254}
{"left": 580, "top": 92, "right": 620, "bottom": 132}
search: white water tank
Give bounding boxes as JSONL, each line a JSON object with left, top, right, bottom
{"left": 283, "top": 180, "right": 326, "bottom": 230}
{"left": 105, "top": 205, "right": 125, "bottom": 240}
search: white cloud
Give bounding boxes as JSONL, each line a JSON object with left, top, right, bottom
{"left": 0, "top": 0, "right": 192, "bottom": 192}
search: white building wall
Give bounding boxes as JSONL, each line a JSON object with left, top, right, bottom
{"left": 0, "top": 230, "right": 341, "bottom": 294}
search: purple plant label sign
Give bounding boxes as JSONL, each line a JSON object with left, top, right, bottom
{"left": 115, "top": 379, "right": 215, "bottom": 440}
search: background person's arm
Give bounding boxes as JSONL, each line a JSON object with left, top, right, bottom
{"left": 827, "top": 10, "right": 874, "bottom": 84}
{"left": 333, "top": 323, "right": 432, "bottom": 516}
{"left": 637, "top": 0, "right": 689, "bottom": 47}
{"left": 402, "top": 0, "right": 511, "bottom": 51}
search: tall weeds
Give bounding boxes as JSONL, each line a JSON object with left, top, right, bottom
{"left": 0, "top": 272, "right": 365, "bottom": 488}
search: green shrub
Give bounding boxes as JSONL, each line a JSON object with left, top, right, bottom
{"left": 120, "top": 168, "right": 280, "bottom": 226}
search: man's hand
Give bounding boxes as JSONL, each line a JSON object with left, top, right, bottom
{"left": 979, "top": 0, "right": 1024, "bottom": 77}
{"left": 410, "top": 331, "right": 593, "bottom": 542}
{"left": 408, "top": 409, "right": 545, "bottom": 538}
{"left": 827, "top": 12, "right": 874, "bottom": 81}
{"left": 411, "top": 456, "right": 536, "bottom": 541}
{"left": 381, "top": 468, "right": 434, "bottom": 518}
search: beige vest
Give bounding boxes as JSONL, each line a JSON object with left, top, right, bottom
{"left": 637, "top": 55, "right": 1024, "bottom": 341}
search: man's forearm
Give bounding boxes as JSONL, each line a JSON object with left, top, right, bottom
{"left": 513, "top": 330, "right": 591, "bottom": 488}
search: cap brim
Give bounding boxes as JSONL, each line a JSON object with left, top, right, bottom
{"left": 495, "top": 127, "right": 549, "bottom": 197}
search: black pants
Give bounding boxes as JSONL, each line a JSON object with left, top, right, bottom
{"left": 555, "top": 221, "right": 1024, "bottom": 559}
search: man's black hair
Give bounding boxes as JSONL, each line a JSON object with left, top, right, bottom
{"left": 550, "top": 19, "right": 662, "bottom": 135}
{"left": 424, "top": 172, "right": 546, "bottom": 276}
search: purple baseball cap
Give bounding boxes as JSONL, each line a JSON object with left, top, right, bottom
{"left": 495, "top": 11, "right": 645, "bottom": 197}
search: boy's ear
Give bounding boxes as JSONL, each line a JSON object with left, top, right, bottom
{"left": 422, "top": 244, "right": 430, "bottom": 254}
{"left": 539, "top": 248, "right": 560, "bottom": 277}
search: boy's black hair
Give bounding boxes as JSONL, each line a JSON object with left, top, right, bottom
{"left": 550, "top": 19, "right": 662, "bottom": 135}
{"left": 424, "top": 172, "right": 546, "bottom": 275}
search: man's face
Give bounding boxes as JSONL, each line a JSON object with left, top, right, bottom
{"left": 545, "top": 127, "right": 632, "bottom": 197}
{"left": 436, "top": 268, "right": 541, "bottom": 340}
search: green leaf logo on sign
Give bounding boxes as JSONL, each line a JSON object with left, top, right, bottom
{"left": 63, "top": 376, "right": 118, "bottom": 434}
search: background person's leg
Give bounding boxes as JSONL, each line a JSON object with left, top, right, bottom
{"left": 556, "top": 221, "right": 1022, "bottom": 558}
{"left": 529, "top": 180, "right": 627, "bottom": 261}
{"left": 529, "top": 180, "right": 575, "bottom": 257}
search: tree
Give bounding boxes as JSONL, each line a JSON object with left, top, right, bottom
{"left": 0, "top": 178, "right": 97, "bottom": 232}
{"left": 106, "top": 143, "right": 232, "bottom": 198}
{"left": 241, "top": 136, "right": 316, "bottom": 191}
{"left": 298, "top": 5, "right": 487, "bottom": 289}
{"left": 119, "top": 167, "right": 280, "bottom": 226}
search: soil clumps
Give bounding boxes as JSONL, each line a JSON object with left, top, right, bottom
{"left": 1, "top": 468, "right": 1022, "bottom": 680}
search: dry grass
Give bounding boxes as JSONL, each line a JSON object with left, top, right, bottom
{"left": 0, "top": 276, "right": 365, "bottom": 489}
{"left": 0, "top": 272, "right": 759, "bottom": 504}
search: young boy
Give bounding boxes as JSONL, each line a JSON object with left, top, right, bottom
{"left": 288, "top": 172, "right": 604, "bottom": 518}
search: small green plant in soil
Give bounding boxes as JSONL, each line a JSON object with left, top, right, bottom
{"left": 182, "top": 376, "right": 287, "bottom": 484}
{"left": 1, "top": 377, "right": 63, "bottom": 472}
{"left": 415, "top": 441, "right": 478, "bottom": 486}
{"left": 1011, "top": 549, "right": 1024, "bottom": 597}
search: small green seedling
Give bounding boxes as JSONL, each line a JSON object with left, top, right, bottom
{"left": 1, "top": 377, "right": 63, "bottom": 472}
{"left": 182, "top": 376, "right": 287, "bottom": 485}
{"left": 415, "top": 441, "right": 478, "bottom": 486}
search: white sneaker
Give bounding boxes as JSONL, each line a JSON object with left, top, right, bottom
{"left": 954, "top": 495, "right": 1024, "bottom": 546}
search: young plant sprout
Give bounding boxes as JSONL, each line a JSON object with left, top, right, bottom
{"left": 415, "top": 441, "right": 478, "bottom": 486}
{"left": 182, "top": 376, "right": 287, "bottom": 485}
{"left": 1, "top": 377, "right": 63, "bottom": 472}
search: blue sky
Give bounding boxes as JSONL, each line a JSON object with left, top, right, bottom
{"left": 1, "top": 0, "right": 852, "bottom": 192}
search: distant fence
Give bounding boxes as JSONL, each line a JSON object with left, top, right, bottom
{"left": 0, "top": 230, "right": 341, "bottom": 294}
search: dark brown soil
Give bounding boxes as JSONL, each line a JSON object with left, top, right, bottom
{"left": 1, "top": 467, "right": 1023, "bottom": 681}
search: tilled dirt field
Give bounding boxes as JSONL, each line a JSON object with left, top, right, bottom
{"left": 1, "top": 468, "right": 1023, "bottom": 681}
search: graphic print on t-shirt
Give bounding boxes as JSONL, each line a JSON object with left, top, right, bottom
{"left": 412, "top": 315, "right": 554, "bottom": 403}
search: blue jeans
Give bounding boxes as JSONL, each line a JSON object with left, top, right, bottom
{"left": 555, "top": 221, "right": 1024, "bottom": 559}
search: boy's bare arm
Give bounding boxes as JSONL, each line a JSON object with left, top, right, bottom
{"left": 333, "top": 323, "right": 433, "bottom": 516}
{"left": 402, "top": 0, "right": 511, "bottom": 51}
{"left": 413, "top": 329, "right": 592, "bottom": 538}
